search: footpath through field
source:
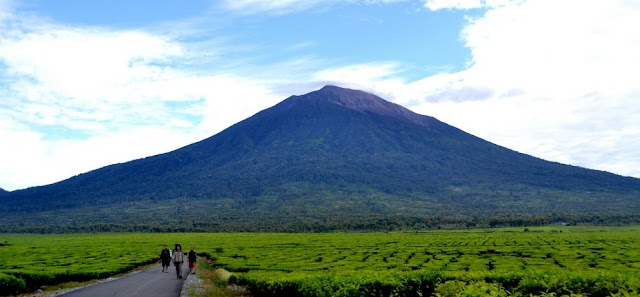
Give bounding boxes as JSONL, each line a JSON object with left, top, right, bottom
{"left": 58, "top": 261, "right": 190, "bottom": 297}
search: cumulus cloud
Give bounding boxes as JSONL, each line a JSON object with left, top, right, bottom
{"left": 0, "top": 26, "right": 186, "bottom": 126}
{"left": 0, "top": 15, "right": 281, "bottom": 190}
{"left": 0, "top": 75, "right": 280, "bottom": 191}
{"left": 405, "top": 0, "right": 640, "bottom": 178}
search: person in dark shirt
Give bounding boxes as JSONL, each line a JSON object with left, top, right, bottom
{"left": 159, "top": 245, "right": 171, "bottom": 273}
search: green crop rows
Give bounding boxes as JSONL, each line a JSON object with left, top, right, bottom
{"left": 1, "top": 226, "right": 639, "bottom": 296}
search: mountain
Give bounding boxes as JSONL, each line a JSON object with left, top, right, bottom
{"left": 0, "top": 188, "right": 7, "bottom": 196}
{"left": 1, "top": 86, "right": 639, "bottom": 232}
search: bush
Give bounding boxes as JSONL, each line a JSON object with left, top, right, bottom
{"left": 0, "top": 273, "right": 26, "bottom": 296}
{"left": 239, "top": 270, "right": 446, "bottom": 297}
{"left": 511, "top": 271, "right": 640, "bottom": 297}
{"left": 434, "top": 280, "right": 507, "bottom": 297}
{"left": 6, "top": 271, "right": 55, "bottom": 288}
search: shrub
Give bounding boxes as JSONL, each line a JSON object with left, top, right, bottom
{"left": 434, "top": 280, "right": 507, "bottom": 297}
{"left": 6, "top": 271, "right": 55, "bottom": 288}
{"left": 0, "top": 273, "right": 26, "bottom": 296}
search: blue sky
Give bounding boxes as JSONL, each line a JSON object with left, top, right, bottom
{"left": 20, "top": 0, "right": 473, "bottom": 75}
{"left": 1, "top": 0, "right": 639, "bottom": 190}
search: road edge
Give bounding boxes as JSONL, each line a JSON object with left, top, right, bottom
{"left": 180, "top": 257, "right": 203, "bottom": 297}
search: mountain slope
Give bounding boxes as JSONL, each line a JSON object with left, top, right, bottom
{"left": 2, "top": 86, "right": 639, "bottom": 231}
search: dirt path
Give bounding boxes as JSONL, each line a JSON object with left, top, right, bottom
{"left": 57, "top": 261, "right": 190, "bottom": 297}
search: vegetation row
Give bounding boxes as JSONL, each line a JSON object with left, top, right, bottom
{"left": 1, "top": 226, "right": 639, "bottom": 296}
{"left": 233, "top": 270, "right": 639, "bottom": 297}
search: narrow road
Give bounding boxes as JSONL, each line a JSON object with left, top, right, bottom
{"left": 59, "top": 261, "right": 191, "bottom": 297}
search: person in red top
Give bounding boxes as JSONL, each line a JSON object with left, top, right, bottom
{"left": 188, "top": 246, "right": 197, "bottom": 274}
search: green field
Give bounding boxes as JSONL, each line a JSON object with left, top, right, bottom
{"left": 1, "top": 226, "right": 640, "bottom": 296}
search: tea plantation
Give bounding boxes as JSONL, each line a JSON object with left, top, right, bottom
{"left": 1, "top": 226, "right": 639, "bottom": 296}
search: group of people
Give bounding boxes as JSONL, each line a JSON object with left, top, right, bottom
{"left": 159, "top": 244, "right": 197, "bottom": 279}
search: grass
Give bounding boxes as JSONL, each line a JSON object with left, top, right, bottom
{"left": 196, "top": 258, "right": 248, "bottom": 297}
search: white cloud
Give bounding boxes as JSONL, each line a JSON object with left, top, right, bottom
{"left": 0, "top": 16, "right": 282, "bottom": 191}
{"left": 403, "top": 0, "right": 640, "bottom": 178}
{"left": 221, "top": 0, "right": 352, "bottom": 15}
{"left": 0, "top": 27, "right": 184, "bottom": 102}
{"left": 0, "top": 119, "right": 193, "bottom": 191}
{"left": 221, "top": 0, "right": 407, "bottom": 15}
{"left": 424, "top": 0, "right": 517, "bottom": 11}
{"left": 0, "top": 75, "right": 281, "bottom": 191}
{"left": 424, "top": 0, "right": 482, "bottom": 10}
{"left": 462, "top": 0, "right": 640, "bottom": 96}
{"left": 312, "top": 63, "right": 406, "bottom": 92}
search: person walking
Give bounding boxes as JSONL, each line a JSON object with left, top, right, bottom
{"left": 188, "top": 246, "right": 197, "bottom": 274}
{"left": 172, "top": 244, "right": 184, "bottom": 279}
{"left": 160, "top": 245, "right": 171, "bottom": 273}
